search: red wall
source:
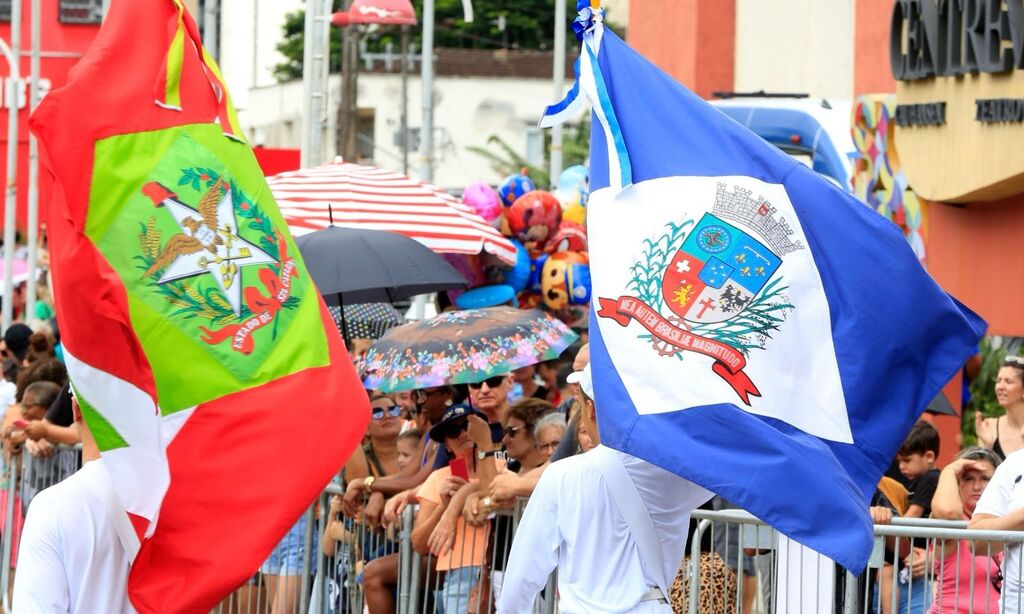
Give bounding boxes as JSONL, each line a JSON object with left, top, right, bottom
{"left": 854, "top": 0, "right": 897, "bottom": 95}
{"left": 0, "top": 9, "right": 101, "bottom": 230}
{"left": 627, "top": 0, "right": 735, "bottom": 100}
{"left": 851, "top": 0, "right": 1024, "bottom": 465}
{"left": 927, "top": 197, "right": 1024, "bottom": 337}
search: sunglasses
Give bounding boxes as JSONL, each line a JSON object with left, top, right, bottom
{"left": 371, "top": 406, "right": 402, "bottom": 420}
{"left": 440, "top": 419, "right": 470, "bottom": 440}
{"left": 504, "top": 424, "right": 529, "bottom": 438}
{"left": 469, "top": 376, "right": 507, "bottom": 390}
{"left": 1005, "top": 355, "right": 1024, "bottom": 367}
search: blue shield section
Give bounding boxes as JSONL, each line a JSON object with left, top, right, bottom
{"left": 697, "top": 256, "right": 733, "bottom": 289}
{"left": 682, "top": 213, "right": 780, "bottom": 296}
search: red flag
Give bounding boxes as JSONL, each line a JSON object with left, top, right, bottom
{"left": 29, "top": 1, "right": 369, "bottom": 611}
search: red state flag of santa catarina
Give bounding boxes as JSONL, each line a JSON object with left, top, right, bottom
{"left": 30, "top": 1, "right": 369, "bottom": 611}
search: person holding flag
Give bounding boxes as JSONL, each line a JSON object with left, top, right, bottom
{"left": 13, "top": 391, "right": 134, "bottom": 612}
{"left": 27, "top": 0, "right": 369, "bottom": 611}
{"left": 498, "top": 364, "right": 710, "bottom": 613}
{"left": 528, "top": 0, "right": 985, "bottom": 583}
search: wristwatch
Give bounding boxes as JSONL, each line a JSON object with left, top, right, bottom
{"left": 363, "top": 475, "right": 375, "bottom": 492}
{"left": 476, "top": 448, "right": 501, "bottom": 461}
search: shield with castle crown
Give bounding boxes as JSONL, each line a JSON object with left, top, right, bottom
{"left": 662, "top": 214, "right": 782, "bottom": 325}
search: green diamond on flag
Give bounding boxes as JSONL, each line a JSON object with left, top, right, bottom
{"left": 29, "top": 1, "right": 370, "bottom": 611}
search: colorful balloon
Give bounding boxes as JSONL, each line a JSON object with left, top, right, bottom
{"left": 541, "top": 251, "right": 591, "bottom": 311}
{"left": 527, "top": 253, "right": 549, "bottom": 294}
{"left": 506, "top": 191, "right": 562, "bottom": 247}
{"left": 455, "top": 285, "right": 516, "bottom": 309}
{"left": 462, "top": 182, "right": 502, "bottom": 226}
{"left": 497, "top": 173, "right": 535, "bottom": 207}
{"left": 552, "top": 188, "right": 582, "bottom": 211}
{"left": 557, "top": 164, "right": 589, "bottom": 203}
{"left": 492, "top": 240, "right": 531, "bottom": 293}
{"left": 549, "top": 220, "right": 588, "bottom": 253}
{"left": 562, "top": 202, "right": 586, "bottom": 226}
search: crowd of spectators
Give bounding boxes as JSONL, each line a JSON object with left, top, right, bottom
{"left": 308, "top": 350, "right": 1024, "bottom": 614}
{"left": 313, "top": 340, "right": 588, "bottom": 614}
{"left": 3, "top": 257, "right": 1023, "bottom": 614}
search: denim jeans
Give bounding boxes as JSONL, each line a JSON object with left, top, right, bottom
{"left": 435, "top": 565, "right": 481, "bottom": 614}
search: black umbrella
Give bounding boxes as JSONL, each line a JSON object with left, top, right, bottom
{"left": 295, "top": 225, "right": 466, "bottom": 341}
{"left": 924, "top": 391, "right": 958, "bottom": 417}
{"left": 328, "top": 303, "right": 402, "bottom": 340}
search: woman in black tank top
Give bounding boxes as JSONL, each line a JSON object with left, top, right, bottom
{"left": 976, "top": 357, "right": 1024, "bottom": 460}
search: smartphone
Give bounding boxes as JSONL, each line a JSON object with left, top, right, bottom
{"left": 12, "top": 419, "right": 29, "bottom": 430}
{"left": 448, "top": 457, "right": 469, "bottom": 481}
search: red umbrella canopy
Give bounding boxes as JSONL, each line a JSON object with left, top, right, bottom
{"left": 269, "top": 159, "right": 517, "bottom": 265}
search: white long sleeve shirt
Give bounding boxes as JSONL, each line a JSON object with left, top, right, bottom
{"left": 13, "top": 459, "right": 137, "bottom": 613}
{"left": 498, "top": 445, "right": 711, "bottom": 614}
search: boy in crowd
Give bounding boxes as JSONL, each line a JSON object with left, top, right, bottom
{"left": 887, "top": 420, "right": 941, "bottom": 614}
{"left": 897, "top": 420, "right": 941, "bottom": 520}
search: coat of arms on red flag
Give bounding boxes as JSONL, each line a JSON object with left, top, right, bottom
{"left": 598, "top": 183, "right": 804, "bottom": 404}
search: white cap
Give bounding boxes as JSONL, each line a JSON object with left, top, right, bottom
{"left": 565, "top": 363, "right": 593, "bottom": 399}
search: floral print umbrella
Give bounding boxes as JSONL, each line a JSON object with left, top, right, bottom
{"left": 359, "top": 307, "right": 579, "bottom": 392}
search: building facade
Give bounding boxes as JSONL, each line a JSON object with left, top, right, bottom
{"left": 630, "top": 0, "right": 1024, "bottom": 462}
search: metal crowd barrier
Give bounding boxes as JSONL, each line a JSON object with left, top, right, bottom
{"left": 7, "top": 455, "right": 1024, "bottom": 614}
{"left": 392, "top": 497, "right": 555, "bottom": 614}
{"left": 1, "top": 443, "right": 84, "bottom": 614}
{"left": 687, "top": 509, "right": 1024, "bottom": 614}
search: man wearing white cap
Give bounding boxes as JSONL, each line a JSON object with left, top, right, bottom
{"left": 498, "top": 364, "right": 711, "bottom": 613}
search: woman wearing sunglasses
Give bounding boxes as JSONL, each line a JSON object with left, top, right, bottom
{"left": 323, "top": 392, "right": 405, "bottom": 612}
{"left": 412, "top": 404, "right": 492, "bottom": 614}
{"left": 343, "top": 392, "right": 404, "bottom": 487}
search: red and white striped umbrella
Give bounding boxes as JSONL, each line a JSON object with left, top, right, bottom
{"left": 268, "top": 160, "right": 517, "bottom": 265}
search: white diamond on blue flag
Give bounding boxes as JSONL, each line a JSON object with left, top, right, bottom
{"left": 542, "top": 16, "right": 986, "bottom": 573}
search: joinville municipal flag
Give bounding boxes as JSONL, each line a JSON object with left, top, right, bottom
{"left": 542, "top": 4, "right": 986, "bottom": 572}
{"left": 30, "top": 1, "right": 369, "bottom": 610}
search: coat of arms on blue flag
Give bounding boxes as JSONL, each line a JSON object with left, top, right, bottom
{"left": 541, "top": 2, "right": 986, "bottom": 573}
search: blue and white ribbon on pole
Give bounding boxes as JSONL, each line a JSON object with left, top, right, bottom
{"left": 539, "top": 1, "right": 632, "bottom": 193}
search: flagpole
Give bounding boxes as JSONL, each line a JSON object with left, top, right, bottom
{"left": 26, "top": 0, "right": 39, "bottom": 324}
{"left": 1, "top": 0, "right": 21, "bottom": 330}
{"left": 549, "top": 0, "right": 566, "bottom": 188}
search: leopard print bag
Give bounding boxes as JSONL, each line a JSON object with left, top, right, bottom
{"left": 670, "top": 551, "right": 738, "bottom": 613}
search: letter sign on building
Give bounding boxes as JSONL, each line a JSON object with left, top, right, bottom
{"left": 890, "top": 0, "right": 1024, "bottom": 202}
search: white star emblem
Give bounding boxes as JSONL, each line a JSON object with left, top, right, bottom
{"left": 675, "top": 259, "right": 692, "bottom": 273}
{"left": 154, "top": 186, "right": 276, "bottom": 316}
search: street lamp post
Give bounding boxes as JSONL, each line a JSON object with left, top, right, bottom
{"left": 550, "top": 0, "right": 567, "bottom": 187}
{"left": 416, "top": 0, "right": 472, "bottom": 185}
{"left": 1, "top": 0, "right": 21, "bottom": 330}
{"left": 301, "top": 0, "right": 332, "bottom": 168}
{"left": 26, "top": 0, "right": 39, "bottom": 323}
{"left": 416, "top": 0, "right": 434, "bottom": 183}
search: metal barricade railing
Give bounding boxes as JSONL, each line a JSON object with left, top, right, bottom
{"left": 393, "top": 495, "right": 554, "bottom": 614}
{"left": 1, "top": 443, "right": 83, "bottom": 614}
{"left": 687, "top": 508, "right": 1024, "bottom": 614}
{"left": 14, "top": 458, "right": 1024, "bottom": 614}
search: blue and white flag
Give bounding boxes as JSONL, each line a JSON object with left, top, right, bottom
{"left": 546, "top": 9, "right": 986, "bottom": 572}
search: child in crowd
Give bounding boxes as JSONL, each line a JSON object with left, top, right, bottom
{"left": 885, "top": 420, "right": 941, "bottom": 614}
{"left": 396, "top": 429, "right": 421, "bottom": 472}
{"left": 897, "top": 421, "right": 941, "bottom": 519}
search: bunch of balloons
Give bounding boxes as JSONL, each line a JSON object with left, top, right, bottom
{"left": 458, "top": 166, "right": 592, "bottom": 324}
